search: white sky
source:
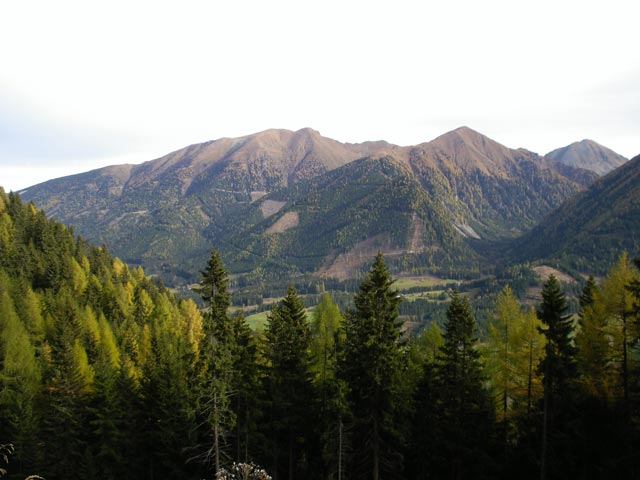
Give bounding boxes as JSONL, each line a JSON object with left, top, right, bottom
{"left": 1, "top": 0, "right": 639, "bottom": 191}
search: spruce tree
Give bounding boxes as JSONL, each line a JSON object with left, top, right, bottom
{"left": 538, "top": 275, "right": 578, "bottom": 480}
{"left": 433, "top": 291, "right": 494, "bottom": 480}
{"left": 264, "top": 285, "right": 315, "bottom": 480}
{"left": 340, "top": 253, "right": 406, "bottom": 480}
{"left": 230, "top": 311, "right": 262, "bottom": 465}
{"left": 196, "top": 250, "right": 236, "bottom": 475}
{"left": 406, "top": 323, "right": 443, "bottom": 480}
{"left": 538, "top": 275, "right": 577, "bottom": 393}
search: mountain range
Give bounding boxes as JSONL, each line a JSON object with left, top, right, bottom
{"left": 17, "top": 126, "right": 633, "bottom": 286}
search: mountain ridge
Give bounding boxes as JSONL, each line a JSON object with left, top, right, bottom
{"left": 18, "top": 126, "right": 617, "bottom": 285}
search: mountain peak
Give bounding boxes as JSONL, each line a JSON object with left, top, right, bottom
{"left": 546, "top": 139, "right": 627, "bottom": 175}
{"left": 434, "top": 125, "right": 485, "bottom": 140}
{"left": 426, "top": 126, "right": 523, "bottom": 175}
{"left": 295, "top": 126, "right": 321, "bottom": 136}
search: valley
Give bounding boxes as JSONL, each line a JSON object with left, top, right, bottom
{"left": 15, "top": 125, "right": 637, "bottom": 331}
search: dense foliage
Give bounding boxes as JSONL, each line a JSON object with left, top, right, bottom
{"left": 3, "top": 189, "right": 640, "bottom": 479}
{"left": 0, "top": 189, "right": 206, "bottom": 479}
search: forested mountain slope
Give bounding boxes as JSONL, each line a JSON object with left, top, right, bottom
{"left": 508, "top": 153, "right": 640, "bottom": 273}
{"left": 3, "top": 188, "right": 640, "bottom": 480}
{"left": 215, "top": 156, "right": 481, "bottom": 281}
{"left": 0, "top": 188, "right": 207, "bottom": 479}
{"left": 19, "top": 127, "right": 600, "bottom": 285}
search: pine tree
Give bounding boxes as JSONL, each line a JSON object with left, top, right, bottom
{"left": 264, "top": 285, "right": 315, "bottom": 480}
{"left": 340, "top": 253, "right": 406, "bottom": 480}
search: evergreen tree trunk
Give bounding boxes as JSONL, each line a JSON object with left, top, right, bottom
{"left": 540, "top": 363, "right": 549, "bottom": 480}
{"left": 214, "top": 393, "right": 220, "bottom": 477}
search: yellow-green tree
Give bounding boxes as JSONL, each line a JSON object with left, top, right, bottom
{"left": 483, "top": 286, "right": 545, "bottom": 422}
{"left": 576, "top": 253, "right": 640, "bottom": 403}
{"left": 310, "top": 292, "right": 345, "bottom": 480}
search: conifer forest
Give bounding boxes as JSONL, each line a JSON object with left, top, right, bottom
{"left": 3, "top": 189, "right": 640, "bottom": 480}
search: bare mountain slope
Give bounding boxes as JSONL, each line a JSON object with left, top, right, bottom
{"left": 546, "top": 139, "right": 627, "bottom": 175}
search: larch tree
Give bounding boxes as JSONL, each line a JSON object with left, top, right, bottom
{"left": 484, "top": 286, "right": 545, "bottom": 422}
{"left": 0, "top": 281, "right": 42, "bottom": 476}
{"left": 576, "top": 278, "right": 614, "bottom": 401}
{"left": 599, "top": 253, "right": 639, "bottom": 404}
{"left": 311, "top": 292, "right": 346, "bottom": 480}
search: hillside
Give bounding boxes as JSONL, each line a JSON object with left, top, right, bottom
{"left": 19, "top": 126, "right": 598, "bottom": 285}
{"left": 0, "top": 188, "right": 208, "bottom": 479}
{"left": 406, "top": 127, "right": 596, "bottom": 239}
{"left": 213, "top": 156, "right": 480, "bottom": 281}
{"left": 546, "top": 139, "right": 627, "bottom": 175}
{"left": 508, "top": 153, "right": 640, "bottom": 273}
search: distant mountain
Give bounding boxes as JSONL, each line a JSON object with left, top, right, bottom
{"left": 20, "top": 127, "right": 597, "bottom": 285}
{"left": 509, "top": 153, "right": 640, "bottom": 273}
{"left": 214, "top": 155, "right": 480, "bottom": 281}
{"left": 406, "top": 127, "right": 596, "bottom": 239}
{"left": 546, "top": 139, "right": 627, "bottom": 175}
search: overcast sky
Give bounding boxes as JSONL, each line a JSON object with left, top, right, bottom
{"left": 1, "top": 0, "right": 638, "bottom": 191}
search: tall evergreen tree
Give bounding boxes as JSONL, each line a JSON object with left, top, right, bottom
{"left": 432, "top": 291, "right": 494, "bottom": 480}
{"left": 264, "top": 285, "right": 315, "bottom": 480}
{"left": 196, "top": 250, "right": 236, "bottom": 475}
{"left": 405, "top": 322, "right": 443, "bottom": 480}
{"left": 229, "top": 311, "right": 262, "bottom": 466}
{"left": 340, "top": 253, "right": 406, "bottom": 480}
{"left": 538, "top": 276, "right": 577, "bottom": 395}
{"left": 537, "top": 275, "right": 578, "bottom": 480}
